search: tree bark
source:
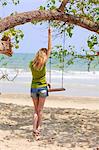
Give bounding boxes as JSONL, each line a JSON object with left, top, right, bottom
{"left": 58, "top": 0, "right": 69, "bottom": 12}
{"left": 0, "top": 10, "right": 98, "bottom": 34}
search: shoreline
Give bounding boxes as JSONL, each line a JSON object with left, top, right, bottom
{"left": 0, "top": 68, "right": 99, "bottom": 97}
{"left": 0, "top": 93, "right": 99, "bottom": 110}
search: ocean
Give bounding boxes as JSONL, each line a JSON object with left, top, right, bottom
{"left": 0, "top": 53, "right": 99, "bottom": 71}
{"left": 0, "top": 53, "right": 99, "bottom": 97}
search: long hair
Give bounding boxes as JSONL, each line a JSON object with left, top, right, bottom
{"left": 32, "top": 48, "right": 48, "bottom": 71}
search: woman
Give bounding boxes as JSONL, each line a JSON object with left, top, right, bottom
{"left": 29, "top": 27, "right": 52, "bottom": 140}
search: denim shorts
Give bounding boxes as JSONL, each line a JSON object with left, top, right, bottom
{"left": 31, "top": 86, "right": 48, "bottom": 98}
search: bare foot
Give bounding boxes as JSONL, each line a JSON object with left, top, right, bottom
{"left": 33, "top": 130, "right": 40, "bottom": 141}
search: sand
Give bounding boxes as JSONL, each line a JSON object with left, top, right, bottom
{"left": 0, "top": 94, "right": 99, "bottom": 150}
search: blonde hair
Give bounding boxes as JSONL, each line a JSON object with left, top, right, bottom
{"left": 32, "top": 48, "right": 48, "bottom": 71}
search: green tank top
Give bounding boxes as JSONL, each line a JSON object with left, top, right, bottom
{"left": 29, "top": 61, "right": 47, "bottom": 88}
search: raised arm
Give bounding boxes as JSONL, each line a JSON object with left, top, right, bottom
{"left": 47, "top": 26, "right": 52, "bottom": 59}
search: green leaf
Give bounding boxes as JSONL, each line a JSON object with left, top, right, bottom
{"left": 51, "top": 0, "right": 56, "bottom": 4}
{"left": 71, "top": 9, "right": 77, "bottom": 14}
{"left": 87, "top": 41, "right": 93, "bottom": 49}
{"left": 15, "top": 44, "right": 19, "bottom": 49}
{"left": 2, "top": 2, "right": 7, "bottom": 6}
{"left": 39, "top": 6, "right": 45, "bottom": 10}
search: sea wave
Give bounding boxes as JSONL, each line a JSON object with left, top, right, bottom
{"left": 0, "top": 68, "right": 99, "bottom": 97}
{"left": 0, "top": 67, "right": 99, "bottom": 79}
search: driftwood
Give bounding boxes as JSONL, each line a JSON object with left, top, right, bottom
{"left": 0, "top": 69, "right": 19, "bottom": 81}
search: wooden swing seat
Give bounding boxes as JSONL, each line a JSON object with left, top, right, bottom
{"left": 48, "top": 88, "right": 65, "bottom": 92}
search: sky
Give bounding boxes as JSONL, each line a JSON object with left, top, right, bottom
{"left": 0, "top": 0, "right": 94, "bottom": 54}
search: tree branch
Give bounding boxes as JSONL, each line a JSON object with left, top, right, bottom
{"left": 0, "top": 10, "right": 98, "bottom": 34}
{"left": 58, "top": 0, "right": 69, "bottom": 12}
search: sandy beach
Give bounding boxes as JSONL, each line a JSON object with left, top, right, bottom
{"left": 0, "top": 94, "right": 99, "bottom": 150}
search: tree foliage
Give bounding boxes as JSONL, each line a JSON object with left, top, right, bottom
{"left": 0, "top": 0, "right": 20, "bottom": 6}
{"left": 0, "top": 0, "right": 99, "bottom": 72}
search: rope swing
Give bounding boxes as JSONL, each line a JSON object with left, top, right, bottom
{"left": 48, "top": 21, "right": 65, "bottom": 92}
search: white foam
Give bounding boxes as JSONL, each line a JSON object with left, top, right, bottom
{"left": 1, "top": 68, "right": 99, "bottom": 79}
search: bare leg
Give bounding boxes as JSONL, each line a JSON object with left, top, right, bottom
{"left": 37, "top": 97, "right": 46, "bottom": 131}
{"left": 32, "top": 97, "right": 39, "bottom": 132}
